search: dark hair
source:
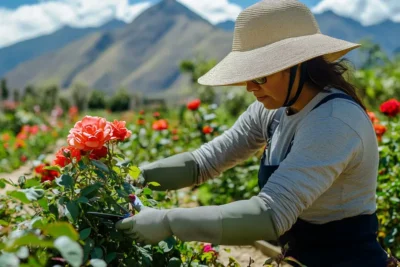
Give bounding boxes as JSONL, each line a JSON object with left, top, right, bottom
{"left": 306, "top": 56, "right": 366, "bottom": 111}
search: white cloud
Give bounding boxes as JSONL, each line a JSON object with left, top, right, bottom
{"left": 177, "top": 0, "right": 242, "bottom": 24}
{"left": 312, "top": 0, "right": 400, "bottom": 26}
{"left": 0, "top": 0, "right": 151, "bottom": 48}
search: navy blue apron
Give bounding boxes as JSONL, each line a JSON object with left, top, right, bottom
{"left": 258, "top": 93, "right": 389, "bottom": 267}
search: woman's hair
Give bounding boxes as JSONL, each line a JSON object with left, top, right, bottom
{"left": 305, "top": 56, "right": 366, "bottom": 111}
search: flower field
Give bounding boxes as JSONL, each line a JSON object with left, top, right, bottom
{"left": 1, "top": 95, "right": 399, "bottom": 267}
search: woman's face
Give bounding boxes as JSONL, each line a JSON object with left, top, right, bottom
{"left": 246, "top": 70, "right": 291, "bottom": 109}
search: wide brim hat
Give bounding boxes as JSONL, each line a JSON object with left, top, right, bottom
{"left": 198, "top": 0, "right": 360, "bottom": 87}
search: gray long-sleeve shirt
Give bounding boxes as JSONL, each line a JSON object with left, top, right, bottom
{"left": 191, "top": 88, "right": 379, "bottom": 236}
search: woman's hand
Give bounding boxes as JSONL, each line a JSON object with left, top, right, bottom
{"left": 115, "top": 207, "right": 172, "bottom": 245}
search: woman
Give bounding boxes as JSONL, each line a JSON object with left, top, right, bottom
{"left": 116, "top": 0, "right": 392, "bottom": 266}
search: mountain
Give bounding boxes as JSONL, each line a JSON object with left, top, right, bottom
{"left": 215, "top": 11, "right": 400, "bottom": 60}
{"left": 0, "top": 20, "right": 126, "bottom": 77}
{"left": 4, "top": 0, "right": 233, "bottom": 95}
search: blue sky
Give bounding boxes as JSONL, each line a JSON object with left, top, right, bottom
{"left": 0, "top": 0, "right": 320, "bottom": 9}
{"left": 0, "top": 0, "right": 399, "bottom": 49}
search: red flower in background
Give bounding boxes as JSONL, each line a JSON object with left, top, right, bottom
{"left": 374, "top": 124, "right": 387, "bottom": 142}
{"left": 153, "top": 112, "right": 160, "bottom": 118}
{"left": 110, "top": 120, "right": 132, "bottom": 141}
{"left": 380, "top": 99, "right": 400, "bottom": 117}
{"left": 367, "top": 111, "right": 379, "bottom": 124}
{"left": 67, "top": 116, "right": 113, "bottom": 151}
{"left": 35, "top": 163, "right": 60, "bottom": 183}
{"left": 89, "top": 146, "right": 108, "bottom": 160}
{"left": 187, "top": 99, "right": 201, "bottom": 111}
{"left": 202, "top": 125, "right": 213, "bottom": 134}
{"left": 29, "top": 125, "right": 39, "bottom": 135}
{"left": 152, "top": 119, "right": 168, "bottom": 131}
{"left": 53, "top": 146, "right": 82, "bottom": 167}
{"left": 139, "top": 110, "right": 145, "bottom": 115}
{"left": 137, "top": 119, "right": 146, "bottom": 125}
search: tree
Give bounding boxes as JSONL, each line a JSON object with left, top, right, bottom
{"left": 1, "top": 79, "right": 9, "bottom": 100}
{"left": 71, "top": 83, "right": 90, "bottom": 112}
{"left": 180, "top": 57, "right": 217, "bottom": 104}
{"left": 109, "top": 88, "right": 131, "bottom": 112}
{"left": 88, "top": 90, "right": 107, "bottom": 110}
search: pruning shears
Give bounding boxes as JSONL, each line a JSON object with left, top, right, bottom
{"left": 87, "top": 194, "right": 144, "bottom": 223}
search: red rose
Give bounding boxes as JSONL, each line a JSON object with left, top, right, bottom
{"left": 367, "top": 111, "right": 379, "bottom": 124}
{"left": 153, "top": 112, "right": 160, "bottom": 118}
{"left": 35, "top": 163, "right": 60, "bottom": 183}
{"left": 89, "top": 146, "right": 108, "bottom": 160}
{"left": 380, "top": 99, "right": 400, "bottom": 117}
{"left": 202, "top": 125, "right": 213, "bottom": 134}
{"left": 53, "top": 146, "right": 82, "bottom": 167}
{"left": 152, "top": 119, "right": 168, "bottom": 131}
{"left": 374, "top": 124, "right": 387, "bottom": 136}
{"left": 67, "top": 116, "right": 113, "bottom": 151}
{"left": 187, "top": 99, "right": 201, "bottom": 111}
{"left": 110, "top": 120, "right": 132, "bottom": 141}
{"left": 137, "top": 119, "right": 146, "bottom": 125}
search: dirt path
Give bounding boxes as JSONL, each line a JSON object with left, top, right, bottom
{"left": 0, "top": 139, "right": 65, "bottom": 194}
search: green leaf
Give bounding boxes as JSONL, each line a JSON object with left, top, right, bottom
{"left": 158, "top": 237, "right": 176, "bottom": 253}
{"left": 44, "top": 165, "right": 61, "bottom": 172}
{"left": 79, "top": 228, "right": 91, "bottom": 240}
{"left": 24, "top": 178, "right": 41, "bottom": 188}
{"left": 91, "top": 247, "right": 103, "bottom": 259}
{"left": 80, "top": 183, "right": 102, "bottom": 197}
{"left": 92, "top": 160, "right": 109, "bottom": 172}
{"left": 0, "top": 179, "right": 5, "bottom": 189}
{"left": 18, "top": 176, "right": 26, "bottom": 186}
{"left": 44, "top": 222, "right": 79, "bottom": 241}
{"left": 128, "top": 166, "right": 141, "bottom": 179}
{"left": 19, "top": 188, "right": 45, "bottom": 201}
{"left": 90, "top": 259, "right": 107, "bottom": 267}
{"left": 143, "top": 187, "right": 152, "bottom": 196}
{"left": 105, "top": 252, "right": 117, "bottom": 264}
{"left": 66, "top": 201, "right": 80, "bottom": 223}
{"left": 0, "top": 253, "right": 19, "bottom": 267}
{"left": 38, "top": 198, "right": 49, "bottom": 211}
{"left": 7, "top": 191, "right": 30, "bottom": 204}
{"left": 56, "top": 174, "right": 74, "bottom": 191}
{"left": 54, "top": 236, "right": 83, "bottom": 267}
{"left": 94, "top": 169, "right": 106, "bottom": 180}
{"left": 11, "top": 234, "right": 54, "bottom": 248}
{"left": 76, "top": 197, "right": 89, "bottom": 204}
{"left": 148, "top": 181, "right": 160, "bottom": 187}
{"left": 0, "top": 220, "right": 8, "bottom": 226}
{"left": 167, "top": 257, "right": 182, "bottom": 267}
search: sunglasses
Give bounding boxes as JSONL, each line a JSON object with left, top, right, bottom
{"left": 251, "top": 76, "right": 267, "bottom": 85}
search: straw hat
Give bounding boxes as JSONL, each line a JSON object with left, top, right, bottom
{"left": 198, "top": 0, "right": 360, "bottom": 87}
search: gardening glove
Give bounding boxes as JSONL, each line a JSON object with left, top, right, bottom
{"left": 134, "top": 152, "right": 199, "bottom": 191}
{"left": 115, "top": 206, "right": 171, "bottom": 245}
{"left": 116, "top": 196, "right": 279, "bottom": 245}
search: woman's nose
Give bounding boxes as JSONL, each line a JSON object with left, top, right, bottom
{"left": 246, "top": 81, "right": 259, "bottom": 92}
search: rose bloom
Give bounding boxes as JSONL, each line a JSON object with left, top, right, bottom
{"left": 110, "top": 120, "right": 132, "bottom": 141}
{"left": 67, "top": 116, "right": 113, "bottom": 151}
{"left": 374, "top": 124, "right": 387, "bottom": 137}
{"left": 380, "top": 99, "right": 400, "bottom": 117}
{"left": 152, "top": 119, "right": 168, "bottom": 131}
{"left": 137, "top": 119, "right": 146, "bottom": 125}
{"left": 203, "top": 243, "right": 217, "bottom": 255}
{"left": 53, "top": 146, "right": 82, "bottom": 167}
{"left": 202, "top": 125, "right": 213, "bottom": 134}
{"left": 35, "top": 163, "right": 60, "bottom": 183}
{"left": 187, "top": 99, "right": 201, "bottom": 111}
{"left": 367, "top": 111, "right": 379, "bottom": 124}
{"left": 153, "top": 112, "right": 160, "bottom": 118}
{"left": 89, "top": 146, "right": 108, "bottom": 160}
